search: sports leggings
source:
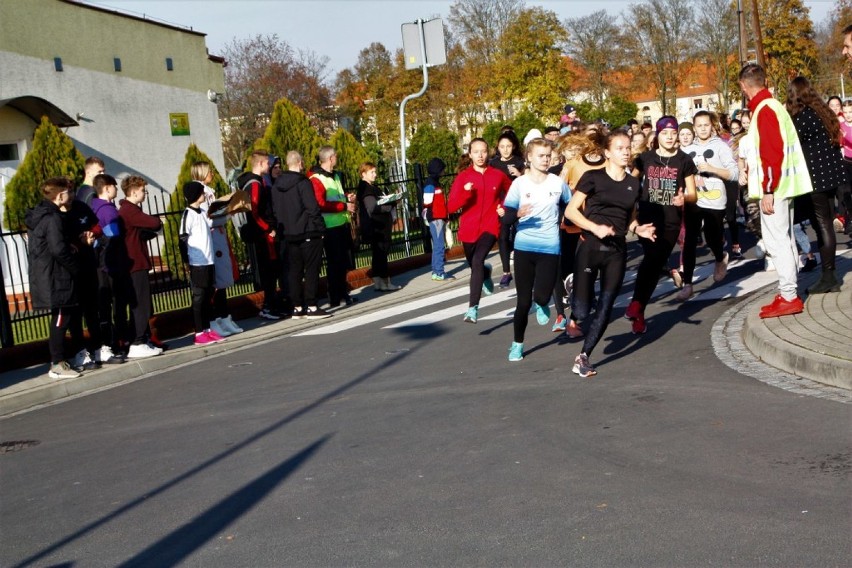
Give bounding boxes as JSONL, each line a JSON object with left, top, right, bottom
{"left": 553, "top": 231, "right": 580, "bottom": 316}
{"left": 724, "top": 180, "right": 741, "bottom": 247}
{"left": 632, "top": 223, "right": 680, "bottom": 309}
{"left": 682, "top": 205, "right": 725, "bottom": 284}
{"left": 463, "top": 233, "right": 497, "bottom": 307}
{"left": 570, "top": 237, "right": 627, "bottom": 357}
{"left": 513, "top": 250, "right": 559, "bottom": 342}
{"left": 498, "top": 222, "right": 514, "bottom": 274}
{"left": 810, "top": 190, "right": 836, "bottom": 271}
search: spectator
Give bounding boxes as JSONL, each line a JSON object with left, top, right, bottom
{"left": 422, "top": 158, "right": 449, "bottom": 281}
{"left": 357, "top": 161, "right": 401, "bottom": 292}
{"left": 75, "top": 156, "right": 105, "bottom": 207}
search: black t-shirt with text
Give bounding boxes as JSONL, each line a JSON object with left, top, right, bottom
{"left": 575, "top": 169, "right": 641, "bottom": 245}
{"left": 634, "top": 149, "right": 697, "bottom": 230}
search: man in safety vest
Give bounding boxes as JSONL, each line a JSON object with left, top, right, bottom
{"left": 738, "top": 63, "right": 813, "bottom": 319}
{"left": 310, "top": 145, "right": 357, "bottom": 307}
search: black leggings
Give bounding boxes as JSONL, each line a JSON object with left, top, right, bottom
{"left": 810, "top": 190, "right": 836, "bottom": 271}
{"left": 553, "top": 231, "right": 580, "bottom": 315}
{"left": 190, "top": 265, "right": 215, "bottom": 333}
{"left": 463, "top": 233, "right": 497, "bottom": 307}
{"left": 212, "top": 288, "right": 228, "bottom": 319}
{"left": 632, "top": 223, "right": 680, "bottom": 308}
{"left": 570, "top": 237, "right": 626, "bottom": 357}
{"left": 682, "top": 206, "right": 725, "bottom": 284}
{"left": 513, "top": 250, "right": 559, "bottom": 342}
{"left": 498, "top": 222, "right": 514, "bottom": 274}
{"left": 724, "top": 180, "right": 741, "bottom": 247}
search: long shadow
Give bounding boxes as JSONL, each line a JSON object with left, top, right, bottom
{"left": 13, "top": 345, "right": 421, "bottom": 568}
{"left": 117, "top": 436, "right": 330, "bottom": 568}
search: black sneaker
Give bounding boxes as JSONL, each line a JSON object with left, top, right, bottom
{"left": 304, "top": 306, "right": 332, "bottom": 320}
{"left": 343, "top": 296, "right": 358, "bottom": 307}
{"left": 801, "top": 257, "right": 818, "bottom": 273}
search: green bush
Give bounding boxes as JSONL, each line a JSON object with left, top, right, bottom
{"left": 330, "top": 128, "right": 372, "bottom": 189}
{"left": 407, "top": 124, "right": 461, "bottom": 176}
{"left": 261, "top": 97, "right": 325, "bottom": 170}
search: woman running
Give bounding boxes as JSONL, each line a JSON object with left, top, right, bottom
{"left": 564, "top": 131, "right": 656, "bottom": 377}
{"left": 489, "top": 130, "right": 525, "bottom": 288}
{"left": 498, "top": 138, "right": 571, "bottom": 361}
{"left": 625, "top": 116, "right": 697, "bottom": 333}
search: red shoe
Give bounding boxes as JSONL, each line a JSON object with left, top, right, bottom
{"left": 625, "top": 300, "right": 642, "bottom": 320}
{"left": 632, "top": 312, "right": 647, "bottom": 334}
{"left": 566, "top": 318, "right": 585, "bottom": 338}
{"left": 759, "top": 295, "right": 804, "bottom": 318}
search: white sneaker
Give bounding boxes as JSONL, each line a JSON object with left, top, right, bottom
{"left": 222, "top": 315, "right": 243, "bottom": 334}
{"left": 49, "top": 360, "right": 81, "bottom": 379}
{"left": 94, "top": 345, "right": 124, "bottom": 364}
{"left": 210, "top": 318, "right": 233, "bottom": 337}
{"left": 127, "top": 343, "right": 162, "bottom": 358}
{"left": 72, "top": 349, "right": 95, "bottom": 370}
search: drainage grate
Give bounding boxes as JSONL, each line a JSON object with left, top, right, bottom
{"left": 0, "top": 440, "right": 41, "bottom": 454}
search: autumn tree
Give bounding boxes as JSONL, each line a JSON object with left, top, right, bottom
{"left": 564, "top": 11, "right": 625, "bottom": 109}
{"left": 260, "top": 98, "right": 325, "bottom": 171}
{"left": 811, "top": 0, "right": 850, "bottom": 96}
{"left": 219, "top": 34, "right": 332, "bottom": 169}
{"left": 407, "top": 125, "right": 462, "bottom": 173}
{"left": 448, "top": 0, "right": 524, "bottom": 66}
{"left": 494, "top": 6, "right": 570, "bottom": 122}
{"left": 695, "top": 0, "right": 739, "bottom": 111}
{"left": 4, "top": 117, "right": 84, "bottom": 230}
{"left": 481, "top": 110, "right": 544, "bottom": 148}
{"left": 624, "top": 0, "right": 696, "bottom": 115}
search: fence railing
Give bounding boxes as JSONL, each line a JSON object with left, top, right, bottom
{"left": 0, "top": 168, "right": 458, "bottom": 348}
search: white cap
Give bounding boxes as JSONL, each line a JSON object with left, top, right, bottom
{"left": 523, "top": 129, "right": 543, "bottom": 146}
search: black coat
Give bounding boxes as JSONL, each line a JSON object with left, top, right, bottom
{"left": 25, "top": 200, "right": 80, "bottom": 310}
{"left": 356, "top": 180, "right": 394, "bottom": 242}
{"left": 271, "top": 170, "right": 326, "bottom": 242}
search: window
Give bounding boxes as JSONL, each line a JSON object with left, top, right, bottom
{"left": 114, "top": 57, "right": 121, "bottom": 72}
{"left": 0, "top": 143, "right": 20, "bottom": 161}
{"left": 54, "top": 57, "right": 63, "bottom": 72}
{"left": 694, "top": 98, "right": 703, "bottom": 109}
{"left": 165, "top": 57, "right": 173, "bottom": 71}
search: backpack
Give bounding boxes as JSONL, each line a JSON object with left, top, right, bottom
{"left": 178, "top": 209, "right": 190, "bottom": 264}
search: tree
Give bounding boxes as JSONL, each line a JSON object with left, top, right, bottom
{"left": 695, "top": 0, "right": 739, "bottom": 112}
{"left": 624, "top": 0, "right": 696, "bottom": 115}
{"left": 4, "top": 117, "right": 84, "bottom": 230}
{"left": 448, "top": 0, "right": 524, "bottom": 66}
{"left": 494, "top": 7, "right": 570, "bottom": 122}
{"left": 329, "top": 129, "right": 372, "bottom": 189}
{"left": 407, "top": 125, "right": 462, "bottom": 173}
{"left": 260, "top": 98, "right": 325, "bottom": 171}
{"left": 812, "top": 0, "right": 852, "bottom": 96}
{"left": 219, "top": 34, "right": 332, "bottom": 169}
{"left": 564, "top": 11, "right": 626, "bottom": 109}
{"left": 481, "top": 110, "right": 544, "bottom": 148}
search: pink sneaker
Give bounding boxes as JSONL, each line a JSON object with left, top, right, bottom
{"left": 194, "top": 332, "right": 216, "bottom": 345}
{"left": 205, "top": 329, "right": 226, "bottom": 342}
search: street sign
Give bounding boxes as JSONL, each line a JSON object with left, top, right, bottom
{"left": 401, "top": 18, "right": 446, "bottom": 70}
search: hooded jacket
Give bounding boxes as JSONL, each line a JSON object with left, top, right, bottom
{"left": 25, "top": 200, "right": 80, "bottom": 309}
{"left": 271, "top": 170, "right": 326, "bottom": 242}
{"left": 118, "top": 199, "right": 162, "bottom": 273}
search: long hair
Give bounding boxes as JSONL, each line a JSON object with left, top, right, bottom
{"left": 786, "top": 76, "right": 841, "bottom": 147}
{"left": 494, "top": 130, "right": 523, "bottom": 159}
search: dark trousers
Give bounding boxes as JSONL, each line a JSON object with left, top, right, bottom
{"left": 553, "top": 231, "right": 580, "bottom": 315}
{"left": 369, "top": 231, "right": 392, "bottom": 279}
{"left": 48, "top": 306, "right": 83, "bottom": 364}
{"left": 463, "top": 233, "right": 497, "bottom": 307}
{"left": 633, "top": 223, "right": 680, "bottom": 308}
{"left": 724, "top": 180, "right": 741, "bottom": 247}
{"left": 212, "top": 288, "right": 228, "bottom": 319}
{"left": 288, "top": 237, "right": 324, "bottom": 309}
{"left": 498, "top": 222, "right": 515, "bottom": 273}
{"left": 571, "top": 238, "right": 626, "bottom": 357}
{"left": 78, "top": 267, "right": 102, "bottom": 352}
{"left": 97, "top": 267, "right": 114, "bottom": 347}
{"left": 324, "top": 224, "right": 353, "bottom": 304}
{"left": 128, "top": 270, "right": 153, "bottom": 345}
{"left": 683, "top": 206, "right": 725, "bottom": 284}
{"left": 110, "top": 271, "right": 131, "bottom": 346}
{"left": 253, "top": 239, "right": 280, "bottom": 310}
{"left": 513, "top": 250, "right": 559, "bottom": 342}
{"left": 810, "top": 190, "right": 837, "bottom": 271}
{"left": 190, "top": 264, "right": 215, "bottom": 333}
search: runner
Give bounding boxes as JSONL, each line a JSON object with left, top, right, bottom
{"left": 564, "top": 131, "right": 656, "bottom": 377}
{"left": 448, "top": 138, "right": 511, "bottom": 323}
{"left": 498, "top": 138, "right": 570, "bottom": 361}
{"left": 625, "top": 116, "right": 697, "bottom": 334}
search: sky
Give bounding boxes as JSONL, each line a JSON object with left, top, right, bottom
{"left": 99, "top": 0, "right": 835, "bottom": 80}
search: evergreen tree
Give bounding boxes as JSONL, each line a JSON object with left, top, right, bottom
{"left": 4, "top": 117, "right": 85, "bottom": 229}
{"left": 330, "top": 128, "right": 372, "bottom": 189}
{"left": 261, "top": 97, "right": 325, "bottom": 171}
{"left": 408, "top": 125, "right": 462, "bottom": 174}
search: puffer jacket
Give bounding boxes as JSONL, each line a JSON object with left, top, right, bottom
{"left": 25, "top": 200, "right": 80, "bottom": 309}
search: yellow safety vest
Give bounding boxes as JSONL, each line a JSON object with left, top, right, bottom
{"left": 310, "top": 171, "right": 350, "bottom": 229}
{"left": 747, "top": 97, "right": 813, "bottom": 200}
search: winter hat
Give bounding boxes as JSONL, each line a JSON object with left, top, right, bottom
{"left": 523, "top": 128, "right": 543, "bottom": 146}
{"left": 564, "top": 104, "right": 576, "bottom": 115}
{"left": 544, "top": 126, "right": 560, "bottom": 135}
{"left": 678, "top": 122, "right": 694, "bottom": 134}
{"left": 268, "top": 155, "right": 281, "bottom": 169}
{"left": 655, "top": 116, "right": 679, "bottom": 135}
{"left": 183, "top": 181, "right": 205, "bottom": 205}
{"left": 427, "top": 158, "right": 446, "bottom": 177}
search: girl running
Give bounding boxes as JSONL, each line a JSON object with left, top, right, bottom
{"left": 489, "top": 130, "right": 525, "bottom": 288}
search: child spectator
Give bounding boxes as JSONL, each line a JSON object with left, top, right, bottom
{"left": 422, "top": 158, "right": 449, "bottom": 281}
{"left": 182, "top": 181, "right": 225, "bottom": 345}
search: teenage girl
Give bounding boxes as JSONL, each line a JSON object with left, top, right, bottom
{"left": 489, "top": 130, "right": 525, "bottom": 288}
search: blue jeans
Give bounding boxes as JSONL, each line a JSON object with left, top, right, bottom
{"left": 429, "top": 219, "right": 446, "bottom": 275}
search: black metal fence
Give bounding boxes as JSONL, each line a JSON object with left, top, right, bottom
{"left": 0, "top": 169, "right": 458, "bottom": 348}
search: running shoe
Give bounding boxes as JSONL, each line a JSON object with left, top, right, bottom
{"left": 259, "top": 308, "right": 282, "bottom": 320}
{"left": 94, "top": 345, "right": 124, "bottom": 365}
{"left": 205, "top": 329, "right": 226, "bottom": 342}
{"left": 508, "top": 342, "right": 524, "bottom": 362}
{"left": 670, "top": 269, "right": 683, "bottom": 289}
{"left": 572, "top": 353, "right": 597, "bottom": 378}
{"left": 222, "top": 315, "right": 244, "bottom": 334}
{"left": 304, "top": 306, "right": 332, "bottom": 319}
{"left": 675, "top": 284, "right": 693, "bottom": 302}
{"left": 535, "top": 302, "right": 550, "bottom": 325}
{"left": 632, "top": 312, "right": 647, "bottom": 334}
{"left": 759, "top": 295, "right": 804, "bottom": 318}
{"left": 482, "top": 263, "right": 494, "bottom": 295}
{"left": 566, "top": 318, "right": 584, "bottom": 338}
{"left": 127, "top": 343, "right": 162, "bottom": 358}
{"left": 210, "top": 318, "right": 233, "bottom": 337}
{"left": 194, "top": 332, "right": 217, "bottom": 346}
{"left": 563, "top": 274, "right": 573, "bottom": 300}
{"left": 49, "top": 360, "right": 81, "bottom": 379}
{"left": 463, "top": 306, "right": 478, "bottom": 323}
{"left": 713, "top": 252, "right": 729, "bottom": 282}
{"left": 72, "top": 349, "right": 96, "bottom": 371}
{"left": 552, "top": 314, "right": 567, "bottom": 333}
{"left": 432, "top": 273, "right": 446, "bottom": 281}
{"left": 499, "top": 273, "right": 513, "bottom": 288}
{"left": 624, "top": 300, "right": 642, "bottom": 320}
{"left": 730, "top": 246, "right": 744, "bottom": 260}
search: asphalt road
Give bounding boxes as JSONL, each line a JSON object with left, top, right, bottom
{"left": 1, "top": 249, "right": 850, "bottom": 567}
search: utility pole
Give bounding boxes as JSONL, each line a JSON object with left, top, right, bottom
{"left": 749, "top": 0, "right": 766, "bottom": 67}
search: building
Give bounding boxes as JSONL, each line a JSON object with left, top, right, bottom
{"left": 0, "top": 0, "right": 226, "bottom": 227}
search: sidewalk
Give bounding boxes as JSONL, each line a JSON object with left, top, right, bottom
{"left": 2, "top": 248, "right": 850, "bottom": 417}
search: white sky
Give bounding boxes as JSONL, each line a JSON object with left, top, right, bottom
{"left": 97, "top": 0, "right": 835, "bottom": 79}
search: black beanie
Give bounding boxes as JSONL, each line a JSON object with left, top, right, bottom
{"left": 183, "top": 181, "right": 205, "bottom": 205}
{"left": 427, "top": 158, "right": 446, "bottom": 177}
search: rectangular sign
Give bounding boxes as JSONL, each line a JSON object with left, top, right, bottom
{"left": 169, "top": 113, "right": 190, "bottom": 136}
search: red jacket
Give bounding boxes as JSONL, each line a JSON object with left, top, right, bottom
{"left": 748, "top": 88, "right": 784, "bottom": 194}
{"left": 447, "top": 166, "right": 510, "bottom": 242}
{"left": 118, "top": 199, "right": 162, "bottom": 273}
